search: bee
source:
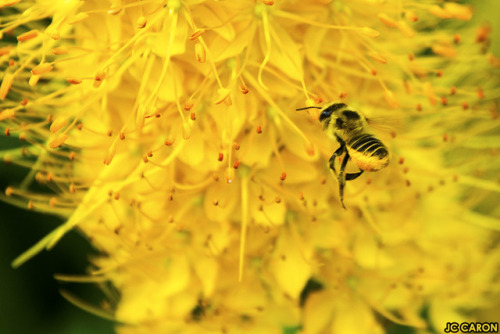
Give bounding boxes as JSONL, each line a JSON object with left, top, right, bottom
{"left": 297, "top": 102, "right": 390, "bottom": 208}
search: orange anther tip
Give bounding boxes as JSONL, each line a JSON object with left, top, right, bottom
{"left": 164, "top": 138, "right": 174, "bottom": 146}
{"left": 280, "top": 172, "right": 287, "bottom": 181}
{"left": 184, "top": 101, "right": 193, "bottom": 111}
{"left": 450, "top": 86, "right": 457, "bottom": 95}
{"left": 233, "top": 143, "right": 240, "bottom": 150}
{"left": 190, "top": 112, "right": 196, "bottom": 120}
{"left": 477, "top": 89, "right": 485, "bottom": 99}
{"left": 5, "top": 186, "right": 13, "bottom": 196}
{"left": 147, "top": 150, "right": 153, "bottom": 157}
{"left": 399, "top": 157, "right": 404, "bottom": 164}
{"left": 67, "top": 77, "right": 82, "bottom": 84}
{"left": 189, "top": 29, "right": 206, "bottom": 40}
{"left": 441, "top": 97, "right": 447, "bottom": 105}
{"left": 21, "top": 98, "right": 28, "bottom": 106}
{"left": 69, "top": 152, "right": 75, "bottom": 160}
{"left": 233, "top": 161, "right": 240, "bottom": 169}
{"left": 339, "top": 92, "right": 347, "bottom": 99}
{"left": 4, "top": 128, "right": 10, "bottom": 136}
{"left": 405, "top": 180, "right": 411, "bottom": 187}
{"left": 416, "top": 104, "right": 422, "bottom": 111}
{"left": 403, "top": 167, "right": 409, "bottom": 174}
{"left": 212, "top": 200, "right": 219, "bottom": 206}
{"left": 218, "top": 153, "right": 223, "bottom": 161}
{"left": 8, "top": 59, "right": 15, "bottom": 66}
{"left": 119, "top": 132, "right": 125, "bottom": 140}
{"left": 443, "top": 134, "right": 448, "bottom": 142}
{"left": 462, "top": 102, "right": 469, "bottom": 110}
{"left": 275, "top": 197, "right": 281, "bottom": 204}
{"left": 17, "top": 30, "right": 38, "bottom": 42}
{"left": 49, "top": 197, "right": 57, "bottom": 207}
{"left": 263, "top": 0, "right": 274, "bottom": 5}
{"left": 28, "top": 200, "right": 34, "bottom": 210}
{"left": 77, "top": 123, "right": 83, "bottom": 130}
{"left": 256, "top": 125, "right": 262, "bottom": 134}
{"left": 240, "top": 84, "right": 249, "bottom": 94}
{"left": 371, "top": 69, "right": 377, "bottom": 76}
{"left": 390, "top": 131, "right": 396, "bottom": 138}
{"left": 453, "top": 34, "right": 461, "bottom": 44}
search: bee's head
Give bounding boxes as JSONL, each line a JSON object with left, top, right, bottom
{"left": 320, "top": 103, "right": 365, "bottom": 133}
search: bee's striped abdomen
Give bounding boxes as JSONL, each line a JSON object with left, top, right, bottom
{"left": 346, "top": 134, "right": 389, "bottom": 171}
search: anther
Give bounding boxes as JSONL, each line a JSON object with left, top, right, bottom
{"left": 280, "top": 172, "right": 286, "bottom": 181}
{"left": 320, "top": 176, "right": 326, "bottom": 185}
{"left": 69, "top": 184, "right": 76, "bottom": 193}
{"left": 397, "top": 20, "right": 415, "bottom": 38}
{"left": 28, "top": 200, "right": 34, "bottom": 210}
{"left": 17, "top": 30, "right": 38, "bottom": 42}
{"left": 240, "top": 84, "right": 249, "bottom": 94}
{"left": 218, "top": 153, "right": 223, "bottom": 162}
{"left": 190, "top": 112, "right": 196, "bottom": 120}
{"left": 49, "top": 134, "right": 68, "bottom": 148}
{"left": 233, "top": 143, "right": 240, "bottom": 150}
{"left": 408, "top": 53, "right": 414, "bottom": 61}
{"left": 368, "top": 51, "right": 387, "bottom": 64}
{"left": 453, "top": 34, "right": 461, "bottom": 44}
{"left": 195, "top": 43, "right": 206, "bottom": 63}
{"left": 462, "top": 102, "right": 469, "bottom": 110}
{"left": 137, "top": 16, "right": 147, "bottom": 29}
{"left": 443, "top": 133, "right": 448, "bottom": 142}
{"left": 298, "top": 191, "right": 304, "bottom": 201}
{"left": 450, "top": 86, "right": 457, "bottom": 95}
{"left": 8, "top": 60, "right": 15, "bottom": 67}
{"left": 143, "top": 155, "right": 149, "bottom": 163}
{"left": 147, "top": 150, "right": 153, "bottom": 157}
{"left": 263, "top": 0, "right": 274, "bottom": 5}
{"left": 399, "top": 157, "right": 405, "bottom": 164}
{"left": 429, "top": 5, "right": 452, "bottom": 19}
{"left": 49, "top": 197, "right": 57, "bottom": 207}
{"left": 29, "top": 75, "right": 40, "bottom": 87}
{"left": 69, "top": 152, "right": 75, "bottom": 160}
{"left": 339, "top": 92, "right": 347, "bottom": 99}
{"left": 212, "top": 173, "right": 219, "bottom": 181}
{"left": 477, "top": 88, "right": 484, "bottom": 99}
{"left": 168, "top": 193, "right": 173, "bottom": 201}
{"left": 233, "top": 160, "right": 240, "bottom": 169}
{"left": 256, "top": 125, "right": 262, "bottom": 134}
{"left": 67, "top": 78, "right": 82, "bottom": 85}
{"left": 416, "top": 103, "right": 422, "bottom": 112}
{"left": 50, "top": 117, "right": 67, "bottom": 133}
{"left": 189, "top": 29, "right": 206, "bottom": 40}
{"left": 19, "top": 132, "right": 26, "bottom": 141}
{"left": 4, "top": 128, "right": 10, "bottom": 136}
{"left": 403, "top": 167, "right": 409, "bottom": 174}
{"left": 366, "top": 177, "right": 372, "bottom": 185}
{"left": 107, "top": 130, "right": 113, "bottom": 136}
{"left": 275, "top": 196, "right": 281, "bottom": 204}
{"left": 378, "top": 13, "right": 398, "bottom": 27}
{"left": 441, "top": 97, "right": 447, "bottom": 105}
{"left": 164, "top": 138, "right": 175, "bottom": 146}
{"left": 212, "top": 200, "right": 218, "bottom": 206}
{"left": 32, "top": 63, "right": 54, "bottom": 76}
{"left": 404, "top": 10, "right": 418, "bottom": 22}
{"left": 184, "top": 101, "right": 193, "bottom": 111}
{"left": 0, "top": 73, "right": 14, "bottom": 99}
{"left": 371, "top": 69, "right": 377, "bottom": 76}
{"left": 5, "top": 187, "right": 13, "bottom": 196}
{"left": 47, "top": 172, "right": 53, "bottom": 182}
{"left": 119, "top": 132, "right": 125, "bottom": 140}
{"left": 436, "top": 70, "right": 443, "bottom": 77}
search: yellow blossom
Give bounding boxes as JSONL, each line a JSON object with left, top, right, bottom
{"left": 1, "top": 0, "right": 500, "bottom": 333}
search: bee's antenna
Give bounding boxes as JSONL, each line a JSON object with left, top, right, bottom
{"left": 296, "top": 106, "right": 322, "bottom": 111}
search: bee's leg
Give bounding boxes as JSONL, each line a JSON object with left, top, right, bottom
{"left": 338, "top": 152, "right": 350, "bottom": 209}
{"left": 346, "top": 170, "right": 364, "bottom": 181}
{"left": 328, "top": 143, "right": 345, "bottom": 176}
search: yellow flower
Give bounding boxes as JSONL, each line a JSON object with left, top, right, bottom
{"left": 1, "top": 0, "right": 500, "bottom": 333}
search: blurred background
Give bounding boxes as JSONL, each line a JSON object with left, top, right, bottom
{"left": 0, "top": 1, "right": 498, "bottom": 334}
